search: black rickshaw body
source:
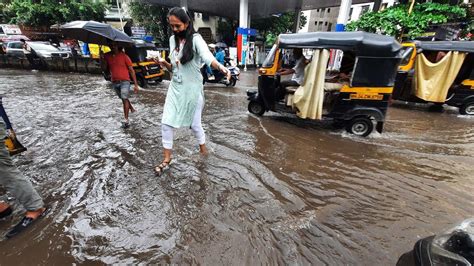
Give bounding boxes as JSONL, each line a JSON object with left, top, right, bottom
{"left": 124, "top": 41, "right": 165, "bottom": 87}
{"left": 394, "top": 41, "right": 474, "bottom": 115}
{"left": 248, "top": 31, "right": 403, "bottom": 136}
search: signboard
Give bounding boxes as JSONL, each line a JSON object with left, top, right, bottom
{"left": 435, "top": 25, "right": 461, "bottom": 41}
{"left": 237, "top": 27, "right": 256, "bottom": 65}
{"left": 0, "top": 24, "right": 22, "bottom": 35}
{"left": 131, "top": 26, "right": 146, "bottom": 37}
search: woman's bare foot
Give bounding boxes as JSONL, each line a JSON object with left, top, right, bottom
{"left": 199, "top": 144, "right": 208, "bottom": 155}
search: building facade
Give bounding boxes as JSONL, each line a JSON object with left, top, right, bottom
{"left": 307, "top": 0, "right": 396, "bottom": 32}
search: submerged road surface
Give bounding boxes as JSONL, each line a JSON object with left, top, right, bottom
{"left": 0, "top": 69, "right": 473, "bottom": 264}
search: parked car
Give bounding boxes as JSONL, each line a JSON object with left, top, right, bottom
{"left": 5, "top": 41, "right": 24, "bottom": 57}
{"left": 27, "top": 42, "right": 72, "bottom": 59}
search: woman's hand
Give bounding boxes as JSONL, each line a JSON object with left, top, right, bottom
{"left": 219, "top": 64, "right": 231, "bottom": 81}
{"left": 155, "top": 57, "right": 171, "bottom": 71}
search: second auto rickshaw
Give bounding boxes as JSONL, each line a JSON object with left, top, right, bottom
{"left": 395, "top": 41, "right": 474, "bottom": 115}
{"left": 247, "top": 31, "right": 403, "bottom": 137}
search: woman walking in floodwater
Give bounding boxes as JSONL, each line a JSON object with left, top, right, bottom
{"left": 154, "top": 7, "right": 230, "bottom": 175}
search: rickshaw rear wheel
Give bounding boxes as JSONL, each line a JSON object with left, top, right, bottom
{"left": 137, "top": 75, "right": 147, "bottom": 88}
{"left": 248, "top": 101, "right": 265, "bottom": 116}
{"left": 346, "top": 117, "right": 373, "bottom": 137}
{"left": 460, "top": 101, "right": 474, "bottom": 115}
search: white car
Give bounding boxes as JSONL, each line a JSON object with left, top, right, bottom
{"left": 5, "top": 41, "right": 25, "bottom": 57}
{"left": 27, "top": 42, "right": 72, "bottom": 59}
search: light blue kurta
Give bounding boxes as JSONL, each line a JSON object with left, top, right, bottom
{"left": 162, "top": 34, "right": 215, "bottom": 128}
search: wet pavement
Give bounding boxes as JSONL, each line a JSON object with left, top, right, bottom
{"left": 0, "top": 68, "right": 473, "bottom": 265}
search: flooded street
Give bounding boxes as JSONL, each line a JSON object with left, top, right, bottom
{"left": 0, "top": 68, "right": 473, "bottom": 265}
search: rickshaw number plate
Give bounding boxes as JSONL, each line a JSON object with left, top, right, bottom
{"left": 350, "top": 94, "right": 383, "bottom": 100}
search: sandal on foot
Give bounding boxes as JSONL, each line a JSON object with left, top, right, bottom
{"left": 154, "top": 160, "right": 172, "bottom": 176}
{"left": 6, "top": 207, "right": 49, "bottom": 239}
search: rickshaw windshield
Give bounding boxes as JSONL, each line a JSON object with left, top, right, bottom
{"left": 262, "top": 44, "right": 278, "bottom": 68}
{"left": 400, "top": 46, "right": 414, "bottom": 66}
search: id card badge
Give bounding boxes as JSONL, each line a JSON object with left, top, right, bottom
{"left": 173, "top": 73, "right": 182, "bottom": 83}
{"left": 173, "top": 59, "right": 182, "bottom": 83}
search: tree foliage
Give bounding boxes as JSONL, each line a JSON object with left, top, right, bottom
{"left": 3, "top": 0, "right": 106, "bottom": 27}
{"left": 129, "top": 2, "right": 170, "bottom": 47}
{"left": 346, "top": 3, "right": 466, "bottom": 39}
{"left": 252, "top": 11, "right": 307, "bottom": 46}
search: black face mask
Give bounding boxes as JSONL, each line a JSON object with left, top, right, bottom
{"left": 173, "top": 30, "right": 186, "bottom": 38}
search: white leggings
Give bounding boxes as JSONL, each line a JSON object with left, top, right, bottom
{"left": 162, "top": 95, "right": 205, "bottom": 149}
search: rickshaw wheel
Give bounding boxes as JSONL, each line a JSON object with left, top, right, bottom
{"left": 248, "top": 101, "right": 265, "bottom": 116}
{"left": 460, "top": 101, "right": 474, "bottom": 115}
{"left": 346, "top": 117, "right": 373, "bottom": 137}
{"left": 137, "top": 75, "right": 147, "bottom": 88}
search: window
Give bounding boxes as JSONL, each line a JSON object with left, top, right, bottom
{"left": 400, "top": 46, "right": 415, "bottom": 66}
{"left": 107, "top": 0, "right": 119, "bottom": 8}
{"left": 262, "top": 44, "right": 278, "bottom": 68}
{"left": 360, "top": 5, "right": 371, "bottom": 16}
{"left": 324, "top": 22, "right": 328, "bottom": 26}
{"left": 328, "top": 23, "right": 333, "bottom": 31}
{"left": 349, "top": 8, "right": 353, "bottom": 18}
{"left": 327, "top": 8, "right": 331, "bottom": 13}
{"left": 381, "top": 3, "right": 388, "bottom": 10}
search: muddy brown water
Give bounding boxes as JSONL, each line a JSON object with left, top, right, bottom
{"left": 0, "top": 68, "right": 473, "bottom": 265}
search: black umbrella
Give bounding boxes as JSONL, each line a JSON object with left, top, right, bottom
{"left": 60, "top": 20, "right": 133, "bottom": 46}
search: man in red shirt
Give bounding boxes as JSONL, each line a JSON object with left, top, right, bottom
{"left": 101, "top": 42, "right": 139, "bottom": 128}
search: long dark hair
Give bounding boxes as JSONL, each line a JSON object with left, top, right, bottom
{"left": 168, "top": 7, "right": 196, "bottom": 65}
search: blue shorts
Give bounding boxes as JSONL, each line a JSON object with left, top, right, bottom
{"left": 113, "top": 81, "right": 131, "bottom": 100}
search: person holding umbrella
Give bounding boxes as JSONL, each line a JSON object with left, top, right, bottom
{"left": 153, "top": 7, "right": 230, "bottom": 175}
{"left": 100, "top": 42, "right": 139, "bottom": 128}
{"left": 60, "top": 21, "right": 138, "bottom": 128}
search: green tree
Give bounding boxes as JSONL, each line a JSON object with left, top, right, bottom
{"left": 252, "top": 11, "right": 307, "bottom": 47}
{"left": 346, "top": 2, "right": 467, "bottom": 39}
{"left": 4, "top": 0, "right": 106, "bottom": 27}
{"left": 129, "top": 2, "right": 170, "bottom": 47}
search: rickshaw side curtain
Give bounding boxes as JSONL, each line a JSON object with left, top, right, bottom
{"left": 292, "top": 49, "right": 330, "bottom": 120}
{"left": 414, "top": 51, "right": 466, "bottom": 102}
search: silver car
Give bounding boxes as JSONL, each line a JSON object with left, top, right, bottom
{"left": 27, "top": 42, "right": 71, "bottom": 59}
{"left": 5, "top": 41, "right": 24, "bottom": 57}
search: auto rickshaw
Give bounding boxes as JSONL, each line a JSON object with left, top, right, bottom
{"left": 103, "top": 40, "right": 165, "bottom": 87}
{"left": 394, "top": 41, "right": 474, "bottom": 115}
{"left": 247, "top": 31, "right": 403, "bottom": 137}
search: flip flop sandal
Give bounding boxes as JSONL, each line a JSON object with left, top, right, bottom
{"left": 154, "top": 160, "right": 172, "bottom": 176}
{"left": 5, "top": 207, "right": 49, "bottom": 239}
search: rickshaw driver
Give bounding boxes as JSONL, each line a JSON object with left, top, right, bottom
{"left": 276, "top": 48, "right": 310, "bottom": 99}
{"left": 325, "top": 51, "right": 355, "bottom": 91}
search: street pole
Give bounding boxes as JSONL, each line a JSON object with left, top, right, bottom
{"left": 180, "top": 0, "right": 188, "bottom": 11}
{"left": 408, "top": 0, "right": 416, "bottom": 15}
{"left": 335, "top": 0, "right": 352, "bottom": 32}
{"left": 117, "top": 0, "right": 124, "bottom": 31}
